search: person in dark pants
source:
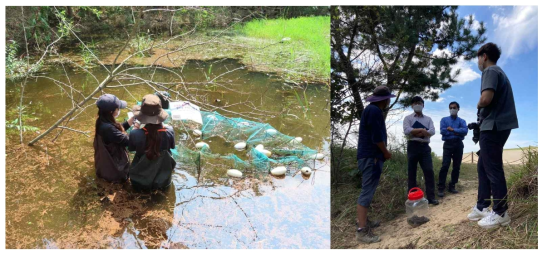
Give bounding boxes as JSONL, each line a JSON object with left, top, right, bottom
{"left": 355, "top": 86, "right": 395, "bottom": 244}
{"left": 94, "top": 94, "right": 137, "bottom": 183}
{"left": 466, "top": 42, "right": 518, "bottom": 229}
{"left": 128, "top": 94, "right": 176, "bottom": 191}
{"left": 438, "top": 101, "right": 468, "bottom": 197}
{"left": 403, "top": 96, "right": 439, "bottom": 205}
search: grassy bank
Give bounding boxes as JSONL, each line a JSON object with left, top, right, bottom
{"left": 13, "top": 17, "right": 331, "bottom": 85}
{"left": 235, "top": 16, "right": 330, "bottom": 82}
{"left": 422, "top": 147, "right": 538, "bottom": 249}
{"left": 331, "top": 145, "right": 449, "bottom": 248}
{"left": 331, "top": 145, "right": 538, "bottom": 249}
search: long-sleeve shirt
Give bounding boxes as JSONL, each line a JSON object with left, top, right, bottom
{"left": 403, "top": 113, "right": 435, "bottom": 143}
{"left": 440, "top": 116, "right": 468, "bottom": 141}
{"left": 357, "top": 104, "right": 387, "bottom": 161}
{"left": 97, "top": 120, "right": 131, "bottom": 146}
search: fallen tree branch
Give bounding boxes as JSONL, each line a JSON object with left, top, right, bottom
{"left": 28, "top": 74, "right": 113, "bottom": 145}
{"left": 56, "top": 126, "right": 91, "bottom": 137}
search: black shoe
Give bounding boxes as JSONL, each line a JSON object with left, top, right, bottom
{"left": 448, "top": 185, "right": 459, "bottom": 194}
{"left": 428, "top": 199, "right": 439, "bottom": 206}
{"left": 438, "top": 190, "right": 445, "bottom": 197}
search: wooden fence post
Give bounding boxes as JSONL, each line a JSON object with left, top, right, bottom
{"left": 471, "top": 151, "right": 474, "bottom": 163}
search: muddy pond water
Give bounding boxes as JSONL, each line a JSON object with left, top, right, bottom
{"left": 5, "top": 58, "right": 330, "bottom": 248}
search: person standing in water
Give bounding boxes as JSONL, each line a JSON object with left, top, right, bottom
{"left": 94, "top": 94, "right": 137, "bottom": 183}
{"left": 355, "top": 86, "right": 395, "bottom": 244}
{"left": 128, "top": 94, "right": 176, "bottom": 191}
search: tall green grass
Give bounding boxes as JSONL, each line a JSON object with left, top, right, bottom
{"left": 235, "top": 16, "right": 330, "bottom": 81}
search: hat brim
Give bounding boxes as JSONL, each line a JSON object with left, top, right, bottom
{"left": 119, "top": 100, "right": 127, "bottom": 109}
{"left": 132, "top": 105, "right": 168, "bottom": 124}
{"left": 366, "top": 94, "right": 396, "bottom": 102}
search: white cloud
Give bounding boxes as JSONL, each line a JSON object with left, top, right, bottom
{"left": 464, "top": 14, "right": 482, "bottom": 31}
{"left": 491, "top": 6, "right": 538, "bottom": 59}
{"left": 431, "top": 49, "right": 481, "bottom": 85}
{"left": 334, "top": 106, "right": 535, "bottom": 157}
{"left": 387, "top": 107, "right": 535, "bottom": 156}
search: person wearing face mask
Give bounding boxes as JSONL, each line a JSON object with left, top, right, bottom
{"left": 403, "top": 96, "right": 438, "bottom": 205}
{"left": 438, "top": 101, "right": 468, "bottom": 197}
{"left": 94, "top": 94, "right": 137, "bottom": 183}
{"left": 466, "top": 42, "right": 518, "bottom": 229}
{"left": 355, "top": 86, "right": 395, "bottom": 244}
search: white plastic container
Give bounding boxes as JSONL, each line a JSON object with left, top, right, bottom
{"left": 301, "top": 167, "right": 312, "bottom": 176}
{"left": 290, "top": 137, "right": 303, "bottom": 144}
{"left": 227, "top": 169, "right": 243, "bottom": 178}
{"left": 309, "top": 153, "right": 325, "bottom": 160}
{"left": 257, "top": 149, "right": 272, "bottom": 157}
{"left": 234, "top": 142, "right": 247, "bottom": 150}
{"left": 195, "top": 142, "right": 208, "bottom": 149}
{"left": 270, "top": 166, "right": 287, "bottom": 176}
{"left": 266, "top": 129, "right": 277, "bottom": 136}
{"left": 192, "top": 130, "right": 202, "bottom": 137}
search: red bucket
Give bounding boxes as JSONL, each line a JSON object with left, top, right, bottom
{"left": 408, "top": 187, "right": 424, "bottom": 200}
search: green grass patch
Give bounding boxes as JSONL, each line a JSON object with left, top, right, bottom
{"left": 235, "top": 16, "right": 330, "bottom": 82}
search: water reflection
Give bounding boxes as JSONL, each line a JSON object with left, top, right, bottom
{"left": 6, "top": 58, "right": 330, "bottom": 249}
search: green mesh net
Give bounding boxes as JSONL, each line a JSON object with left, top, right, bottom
{"left": 200, "top": 111, "right": 318, "bottom": 157}
{"left": 173, "top": 111, "right": 319, "bottom": 173}
{"left": 129, "top": 102, "right": 320, "bottom": 175}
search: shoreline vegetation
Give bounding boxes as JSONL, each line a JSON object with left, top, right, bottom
{"left": 6, "top": 6, "right": 330, "bottom": 84}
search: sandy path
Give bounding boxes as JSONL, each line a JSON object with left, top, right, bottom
{"left": 457, "top": 147, "right": 535, "bottom": 165}
{"left": 357, "top": 180, "right": 478, "bottom": 249}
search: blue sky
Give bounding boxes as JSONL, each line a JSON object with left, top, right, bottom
{"left": 388, "top": 6, "right": 538, "bottom": 155}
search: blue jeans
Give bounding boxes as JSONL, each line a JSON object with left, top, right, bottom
{"left": 357, "top": 158, "right": 384, "bottom": 207}
{"left": 476, "top": 129, "right": 511, "bottom": 215}
{"left": 407, "top": 141, "right": 436, "bottom": 200}
{"left": 438, "top": 139, "right": 464, "bottom": 190}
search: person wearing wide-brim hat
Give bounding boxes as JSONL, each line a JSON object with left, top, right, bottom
{"left": 94, "top": 94, "right": 137, "bottom": 183}
{"left": 127, "top": 94, "right": 176, "bottom": 191}
{"left": 355, "top": 86, "right": 395, "bottom": 244}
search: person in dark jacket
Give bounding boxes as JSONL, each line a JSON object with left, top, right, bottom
{"left": 128, "top": 94, "right": 176, "bottom": 191}
{"left": 94, "top": 94, "right": 137, "bottom": 182}
{"left": 355, "top": 86, "right": 395, "bottom": 244}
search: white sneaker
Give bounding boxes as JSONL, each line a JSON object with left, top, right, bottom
{"left": 467, "top": 206, "right": 491, "bottom": 221}
{"left": 478, "top": 211, "right": 511, "bottom": 229}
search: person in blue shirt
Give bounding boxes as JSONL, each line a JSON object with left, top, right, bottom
{"left": 437, "top": 101, "right": 468, "bottom": 197}
{"left": 355, "top": 86, "right": 395, "bottom": 244}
